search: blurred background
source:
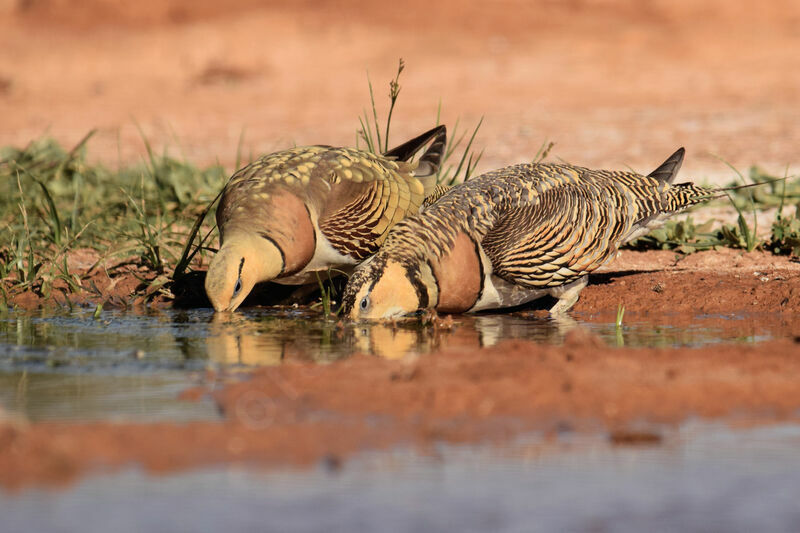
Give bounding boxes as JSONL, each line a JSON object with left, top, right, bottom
{"left": 1, "top": 0, "right": 799, "bottom": 178}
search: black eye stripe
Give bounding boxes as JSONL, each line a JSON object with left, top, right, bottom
{"left": 232, "top": 257, "right": 245, "bottom": 298}
{"left": 405, "top": 260, "right": 429, "bottom": 310}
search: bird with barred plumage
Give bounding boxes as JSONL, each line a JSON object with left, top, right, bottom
{"left": 205, "top": 125, "right": 446, "bottom": 312}
{"left": 343, "top": 147, "right": 730, "bottom": 320}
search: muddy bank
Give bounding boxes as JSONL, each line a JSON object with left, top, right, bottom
{"left": 4, "top": 248, "right": 178, "bottom": 311}
{"left": 574, "top": 249, "right": 800, "bottom": 317}
{"left": 6, "top": 249, "right": 800, "bottom": 313}
{"left": 3, "top": 329, "right": 800, "bottom": 490}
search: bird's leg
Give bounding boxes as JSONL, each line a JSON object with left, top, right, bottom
{"left": 548, "top": 276, "right": 588, "bottom": 317}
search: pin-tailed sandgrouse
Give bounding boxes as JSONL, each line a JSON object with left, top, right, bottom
{"left": 205, "top": 125, "right": 446, "bottom": 311}
{"left": 343, "top": 147, "right": 724, "bottom": 319}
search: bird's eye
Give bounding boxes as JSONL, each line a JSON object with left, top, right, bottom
{"left": 233, "top": 257, "right": 245, "bottom": 299}
{"left": 359, "top": 296, "right": 370, "bottom": 311}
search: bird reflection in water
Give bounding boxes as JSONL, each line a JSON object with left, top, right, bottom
{"left": 206, "top": 313, "right": 286, "bottom": 366}
{"left": 204, "top": 311, "right": 569, "bottom": 367}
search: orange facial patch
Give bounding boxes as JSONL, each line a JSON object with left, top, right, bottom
{"left": 361, "top": 261, "right": 421, "bottom": 319}
{"left": 431, "top": 232, "right": 482, "bottom": 313}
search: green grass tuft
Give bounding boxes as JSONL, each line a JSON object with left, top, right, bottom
{"left": 0, "top": 133, "right": 227, "bottom": 303}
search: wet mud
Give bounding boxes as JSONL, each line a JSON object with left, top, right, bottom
{"left": 3, "top": 329, "right": 800, "bottom": 490}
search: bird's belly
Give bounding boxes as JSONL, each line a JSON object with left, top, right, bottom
{"left": 622, "top": 212, "right": 673, "bottom": 245}
{"left": 274, "top": 228, "right": 358, "bottom": 285}
{"left": 470, "top": 274, "right": 549, "bottom": 312}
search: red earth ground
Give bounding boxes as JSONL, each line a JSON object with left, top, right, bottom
{"left": 2, "top": 0, "right": 800, "bottom": 489}
{"left": 1, "top": 0, "right": 800, "bottom": 178}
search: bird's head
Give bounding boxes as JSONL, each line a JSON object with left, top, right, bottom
{"left": 343, "top": 254, "right": 437, "bottom": 320}
{"left": 204, "top": 233, "right": 284, "bottom": 312}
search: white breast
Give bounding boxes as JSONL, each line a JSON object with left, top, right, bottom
{"left": 274, "top": 212, "right": 358, "bottom": 285}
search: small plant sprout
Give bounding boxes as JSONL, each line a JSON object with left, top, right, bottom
{"left": 766, "top": 169, "right": 800, "bottom": 257}
{"left": 357, "top": 59, "right": 484, "bottom": 186}
{"left": 315, "top": 268, "right": 344, "bottom": 318}
{"left": 532, "top": 140, "right": 555, "bottom": 164}
{"left": 615, "top": 303, "right": 626, "bottom": 347}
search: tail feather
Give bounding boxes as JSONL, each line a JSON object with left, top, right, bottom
{"left": 647, "top": 147, "right": 685, "bottom": 184}
{"left": 663, "top": 182, "right": 712, "bottom": 212}
{"left": 713, "top": 177, "right": 789, "bottom": 196}
{"left": 664, "top": 176, "right": 790, "bottom": 212}
{"left": 415, "top": 126, "right": 447, "bottom": 179}
{"left": 383, "top": 125, "right": 446, "bottom": 197}
{"left": 383, "top": 125, "right": 446, "bottom": 176}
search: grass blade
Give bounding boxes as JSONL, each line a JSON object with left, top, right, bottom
{"left": 450, "top": 116, "right": 484, "bottom": 183}
{"left": 366, "top": 72, "right": 382, "bottom": 153}
{"left": 173, "top": 188, "right": 225, "bottom": 279}
{"left": 34, "top": 179, "right": 63, "bottom": 246}
{"left": 712, "top": 154, "right": 758, "bottom": 251}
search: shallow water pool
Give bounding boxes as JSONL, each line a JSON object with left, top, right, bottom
{"left": 0, "top": 306, "right": 792, "bottom": 421}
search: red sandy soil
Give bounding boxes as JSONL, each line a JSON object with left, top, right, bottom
{"left": 5, "top": 248, "right": 169, "bottom": 310}
{"left": 579, "top": 248, "right": 800, "bottom": 316}
{"left": 1, "top": 0, "right": 800, "bottom": 179}
{"left": 3, "top": 1, "right": 800, "bottom": 490}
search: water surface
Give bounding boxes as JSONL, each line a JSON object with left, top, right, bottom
{"left": 2, "top": 423, "right": 799, "bottom": 533}
{"left": 0, "top": 307, "right": 791, "bottom": 421}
